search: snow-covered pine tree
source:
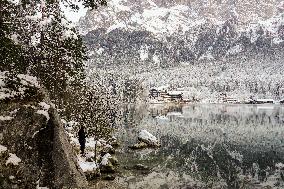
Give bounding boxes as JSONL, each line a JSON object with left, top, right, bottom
{"left": 2, "top": 0, "right": 105, "bottom": 106}
{"left": 80, "top": 0, "right": 107, "bottom": 9}
{"left": 1, "top": 0, "right": 120, "bottom": 140}
{"left": 67, "top": 83, "right": 118, "bottom": 139}
{"left": 0, "top": 0, "right": 24, "bottom": 72}
{"left": 7, "top": 1, "right": 85, "bottom": 106}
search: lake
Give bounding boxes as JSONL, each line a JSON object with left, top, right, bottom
{"left": 95, "top": 104, "right": 284, "bottom": 189}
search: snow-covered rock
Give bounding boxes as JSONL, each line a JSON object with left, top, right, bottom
{"left": 17, "top": 74, "right": 39, "bottom": 88}
{"left": 101, "top": 153, "right": 111, "bottom": 166}
{"left": 99, "top": 153, "right": 116, "bottom": 173}
{"left": 39, "top": 102, "right": 51, "bottom": 110}
{"left": 276, "top": 162, "right": 284, "bottom": 169}
{"left": 78, "top": 155, "right": 98, "bottom": 172}
{"left": 36, "top": 102, "right": 51, "bottom": 121}
{"left": 79, "top": 161, "right": 98, "bottom": 172}
{"left": 0, "top": 116, "right": 14, "bottom": 121}
{"left": 138, "top": 129, "right": 160, "bottom": 146}
{"left": 5, "top": 153, "right": 21, "bottom": 166}
{"left": 7, "top": 0, "right": 19, "bottom": 5}
{"left": 36, "top": 110, "right": 50, "bottom": 121}
{"left": 0, "top": 74, "right": 88, "bottom": 188}
{"left": 0, "top": 145, "right": 7, "bottom": 153}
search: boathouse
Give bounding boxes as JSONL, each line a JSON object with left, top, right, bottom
{"left": 163, "top": 91, "right": 183, "bottom": 102}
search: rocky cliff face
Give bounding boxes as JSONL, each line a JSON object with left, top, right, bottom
{"left": 0, "top": 72, "right": 87, "bottom": 188}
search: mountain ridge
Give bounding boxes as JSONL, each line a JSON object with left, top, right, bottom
{"left": 79, "top": 0, "right": 284, "bottom": 63}
{"left": 78, "top": 0, "right": 284, "bottom": 35}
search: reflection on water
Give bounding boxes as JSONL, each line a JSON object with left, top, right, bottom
{"left": 113, "top": 104, "right": 284, "bottom": 189}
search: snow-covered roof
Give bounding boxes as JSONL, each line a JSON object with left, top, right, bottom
{"left": 256, "top": 99, "right": 274, "bottom": 102}
{"left": 176, "top": 87, "right": 185, "bottom": 91}
{"left": 168, "top": 91, "right": 183, "bottom": 95}
{"left": 225, "top": 97, "right": 238, "bottom": 100}
{"left": 167, "top": 112, "right": 183, "bottom": 116}
{"left": 156, "top": 115, "right": 168, "bottom": 120}
{"left": 151, "top": 85, "right": 169, "bottom": 92}
{"left": 156, "top": 85, "right": 169, "bottom": 91}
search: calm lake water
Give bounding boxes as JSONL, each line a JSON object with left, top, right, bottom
{"left": 96, "top": 104, "right": 284, "bottom": 189}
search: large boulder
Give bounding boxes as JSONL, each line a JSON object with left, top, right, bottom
{"left": 0, "top": 73, "right": 87, "bottom": 188}
{"left": 129, "top": 130, "right": 161, "bottom": 149}
{"left": 138, "top": 130, "right": 160, "bottom": 147}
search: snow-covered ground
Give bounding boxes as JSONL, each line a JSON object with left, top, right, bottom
{"left": 62, "top": 120, "right": 117, "bottom": 174}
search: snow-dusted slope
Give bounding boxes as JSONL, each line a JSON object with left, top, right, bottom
{"left": 79, "top": 0, "right": 284, "bottom": 36}
{"left": 79, "top": 0, "right": 284, "bottom": 62}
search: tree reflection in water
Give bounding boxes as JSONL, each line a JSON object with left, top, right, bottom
{"left": 115, "top": 104, "right": 284, "bottom": 188}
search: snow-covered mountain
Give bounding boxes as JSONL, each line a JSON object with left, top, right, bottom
{"left": 79, "top": 0, "right": 284, "bottom": 36}
{"left": 78, "top": 0, "right": 284, "bottom": 100}
{"left": 79, "top": 0, "right": 284, "bottom": 63}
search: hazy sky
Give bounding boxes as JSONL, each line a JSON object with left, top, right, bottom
{"left": 61, "top": 2, "right": 88, "bottom": 23}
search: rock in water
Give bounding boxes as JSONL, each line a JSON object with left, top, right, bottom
{"left": 100, "top": 153, "right": 115, "bottom": 173}
{"left": 138, "top": 130, "right": 160, "bottom": 147}
{"left": 129, "top": 141, "right": 149, "bottom": 149}
{"left": 133, "top": 164, "right": 150, "bottom": 171}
